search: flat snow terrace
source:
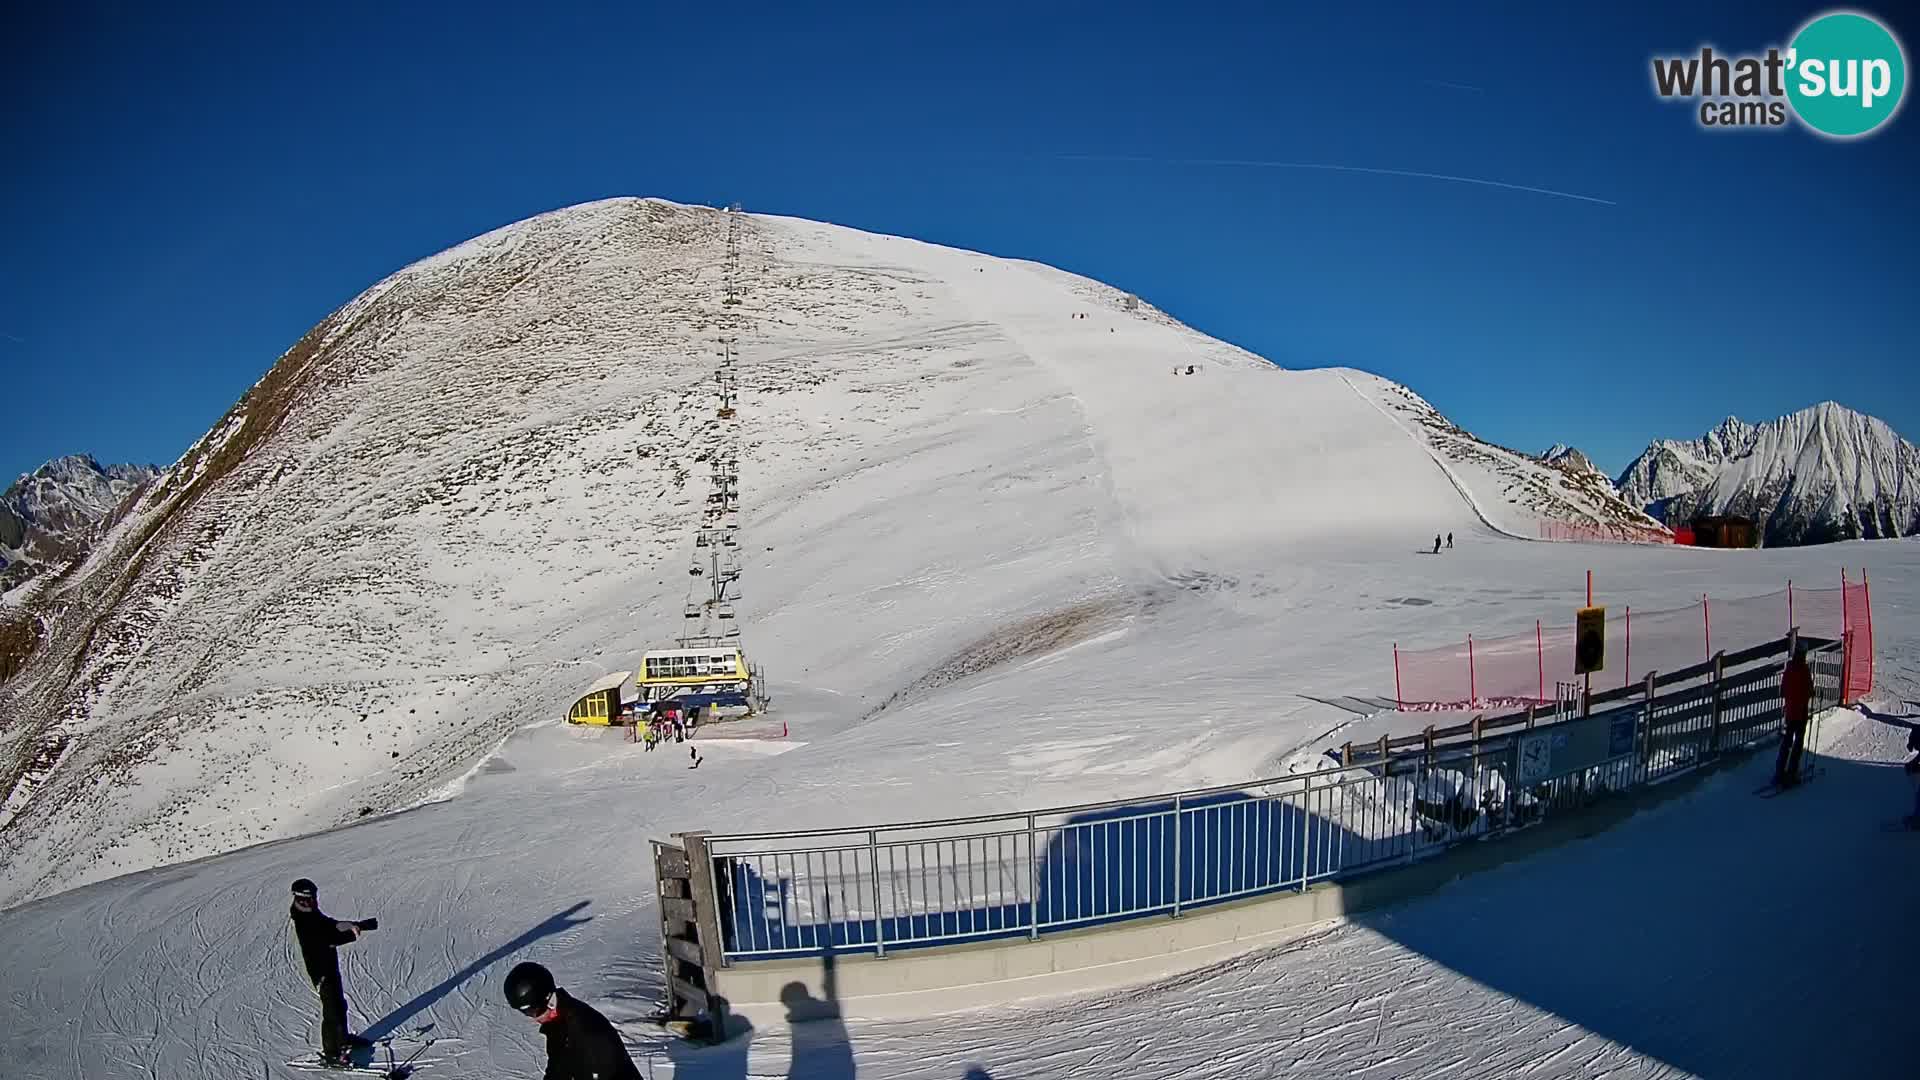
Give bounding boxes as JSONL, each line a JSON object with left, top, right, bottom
{"left": 662, "top": 705, "right": 1919, "bottom": 1080}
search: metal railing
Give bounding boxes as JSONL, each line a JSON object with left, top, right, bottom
{"left": 689, "top": 634, "right": 1841, "bottom": 963}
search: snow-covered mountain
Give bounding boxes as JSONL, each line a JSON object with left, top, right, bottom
{"left": 0, "top": 455, "right": 159, "bottom": 593}
{"left": 1366, "top": 393, "right": 1665, "bottom": 540}
{"left": 0, "top": 198, "right": 1673, "bottom": 906}
{"left": 1617, "top": 405, "right": 1920, "bottom": 545}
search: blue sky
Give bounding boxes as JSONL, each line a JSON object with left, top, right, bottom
{"left": 3, "top": 1, "right": 1914, "bottom": 484}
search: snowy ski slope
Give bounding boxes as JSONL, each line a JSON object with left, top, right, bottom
{"left": 2, "top": 199, "right": 1913, "bottom": 1079}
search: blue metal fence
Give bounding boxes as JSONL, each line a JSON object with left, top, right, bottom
{"left": 692, "top": 636, "right": 1837, "bottom": 963}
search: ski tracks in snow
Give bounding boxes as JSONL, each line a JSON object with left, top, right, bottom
{"left": 698, "top": 918, "right": 1652, "bottom": 1080}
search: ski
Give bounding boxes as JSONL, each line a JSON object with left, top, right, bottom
{"left": 286, "top": 1038, "right": 440, "bottom": 1079}
{"left": 1880, "top": 819, "right": 1920, "bottom": 833}
{"left": 1756, "top": 767, "right": 1825, "bottom": 797}
{"left": 284, "top": 1058, "right": 436, "bottom": 1078}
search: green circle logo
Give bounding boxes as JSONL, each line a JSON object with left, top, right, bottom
{"left": 1786, "top": 11, "right": 1907, "bottom": 137}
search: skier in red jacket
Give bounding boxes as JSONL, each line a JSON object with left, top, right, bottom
{"left": 1773, "top": 645, "right": 1814, "bottom": 787}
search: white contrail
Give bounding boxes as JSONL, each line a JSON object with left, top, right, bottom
{"left": 1056, "top": 153, "right": 1617, "bottom": 207}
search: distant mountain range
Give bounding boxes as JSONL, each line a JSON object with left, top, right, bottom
{"left": 1615, "top": 402, "right": 1920, "bottom": 546}
{"left": 1, "top": 455, "right": 159, "bottom": 594}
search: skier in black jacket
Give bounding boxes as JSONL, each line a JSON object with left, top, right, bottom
{"left": 289, "top": 878, "right": 377, "bottom": 1067}
{"left": 504, "top": 961, "right": 642, "bottom": 1080}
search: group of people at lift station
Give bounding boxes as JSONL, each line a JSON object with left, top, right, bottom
{"left": 288, "top": 877, "right": 644, "bottom": 1077}
{"left": 635, "top": 698, "right": 704, "bottom": 767}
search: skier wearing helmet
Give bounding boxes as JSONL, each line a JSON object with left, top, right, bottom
{"left": 503, "top": 960, "right": 642, "bottom": 1079}
{"left": 287, "top": 877, "right": 378, "bottom": 1068}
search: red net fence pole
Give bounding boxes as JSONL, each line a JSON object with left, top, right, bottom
{"left": 1468, "top": 635, "right": 1478, "bottom": 704}
{"left": 1864, "top": 569, "right": 1875, "bottom": 693}
{"left": 1702, "top": 594, "right": 1712, "bottom": 662}
{"left": 1624, "top": 606, "right": 1632, "bottom": 689}
{"left": 1394, "top": 644, "right": 1403, "bottom": 710}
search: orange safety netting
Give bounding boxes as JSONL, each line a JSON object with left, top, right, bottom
{"left": 1393, "top": 572, "right": 1874, "bottom": 709}
{"left": 1537, "top": 521, "right": 1674, "bottom": 544}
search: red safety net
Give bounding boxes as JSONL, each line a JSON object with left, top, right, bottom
{"left": 1845, "top": 570, "right": 1874, "bottom": 698}
{"left": 1537, "top": 521, "right": 1673, "bottom": 544}
{"left": 1393, "top": 572, "right": 1875, "bottom": 709}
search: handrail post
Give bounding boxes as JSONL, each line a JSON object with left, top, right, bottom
{"left": 1708, "top": 651, "right": 1725, "bottom": 755}
{"left": 1171, "top": 794, "right": 1184, "bottom": 918}
{"left": 1470, "top": 715, "right": 1484, "bottom": 831}
{"left": 1026, "top": 815, "right": 1040, "bottom": 940}
{"left": 679, "top": 831, "right": 726, "bottom": 971}
{"left": 1640, "top": 670, "right": 1658, "bottom": 771}
{"left": 1297, "top": 773, "right": 1312, "bottom": 893}
{"left": 867, "top": 830, "right": 886, "bottom": 958}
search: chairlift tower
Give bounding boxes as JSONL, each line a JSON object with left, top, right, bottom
{"left": 663, "top": 202, "right": 763, "bottom": 708}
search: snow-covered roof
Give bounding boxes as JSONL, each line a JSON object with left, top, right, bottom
{"left": 580, "top": 669, "right": 632, "bottom": 695}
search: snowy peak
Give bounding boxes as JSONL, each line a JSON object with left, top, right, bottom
{"left": 1617, "top": 403, "right": 1920, "bottom": 545}
{"left": 1, "top": 454, "right": 160, "bottom": 591}
{"left": 1702, "top": 416, "right": 1756, "bottom": 460}
{"left": 1540, "top": 444, "right": 1603, "bottom": 478}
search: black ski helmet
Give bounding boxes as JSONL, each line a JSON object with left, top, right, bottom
{"left": 504, "top": 961, "right": 556, "bottom": 1015}
{"left": 291, "top": 878, "right": 318, "bottom": 899}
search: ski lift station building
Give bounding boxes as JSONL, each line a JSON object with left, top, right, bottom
{"left": 639, "top": 645, "right": 751, "bottom": 711}
{"left": 563, "top": 646, "right": 753, "bottom": 725}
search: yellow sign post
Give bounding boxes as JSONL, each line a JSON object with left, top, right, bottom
{"left": 1575, "top": 604, "right": 1605, "bottom": 717}
{"left": 1575, "top": 606, "right": 1606, "bottom": 674}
